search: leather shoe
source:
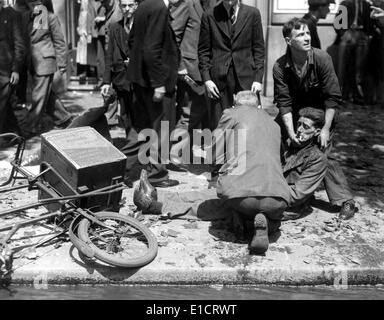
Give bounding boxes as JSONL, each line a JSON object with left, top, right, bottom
{"left": 249, "top": 213, "right": 269, "bottom": 255}
{"left": 339, "top": 200, "right": 356, "bottom": 220}
{"left": 166, "top": 163, "right": 188, "bottom": 172}
{"left": 123, "top": 176, "right": 133, "bottom": 188}
{"left": 150, "top": 179, "right": 179, "bottom": 188}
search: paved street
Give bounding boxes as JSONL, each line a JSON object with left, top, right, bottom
{"left": 1, "top": 91, "right": 384, "bottom": 285}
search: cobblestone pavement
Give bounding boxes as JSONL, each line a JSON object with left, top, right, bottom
{"left": 0, "top": 92, "right": 383, "bottom": 285}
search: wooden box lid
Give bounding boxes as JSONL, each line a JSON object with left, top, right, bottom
{"left": 41, "top": 127, "right": 127, "bottom": 170}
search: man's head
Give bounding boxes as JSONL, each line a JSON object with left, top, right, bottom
{"left": 234, "top": 90, "right": 260, "bottom": 109}
{"left": 296, "top": 107, "right": 325, "bottom": 145}
{"left": 283, "top": 18, "right": 311, "bottom": 52}
{"left": 0, "top": 0, "right": 4, "bottom": 10}
{"left": 308, "top": 0, "right": 335, "bottom": 19}
{"left": 119, "top": 0, "right": 138, "bottom": 18}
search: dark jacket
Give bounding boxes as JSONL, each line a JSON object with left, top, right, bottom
{"left": 103, "top": 19, "right": 131, "bottom": 91}
{"left": 127, "top": 0, "right": 180, "bottom": 92}
{"left": 0, "top": 7, "right": 25, "bottom": 80}
{"left": 198, "top": 0, "right": 265, "bottom": 90}
{"left": 273, "top": 48, "right": 341, "bottom": 126}
{"left": 283, "top": 142, "right": 328, "bottom": 207}
{"left": 170, "top": 0, "right": 204, "bottom": 82}
{"left": 303, "top": 13, "right": 321, "bottom": 49}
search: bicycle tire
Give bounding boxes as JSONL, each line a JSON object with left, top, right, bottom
{"left": 77, "top": 212, "right": 158, "bottom": 268}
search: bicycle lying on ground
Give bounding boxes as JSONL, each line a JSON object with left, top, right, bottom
{"left": 0, "top": 133, "right": 158, "bottom": 277}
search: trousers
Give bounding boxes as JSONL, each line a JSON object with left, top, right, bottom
{"left": 120, "top": 84, "right": 176, "bottom": 182}
{"left": 323, "top": 133, "right": 353, "bottom": 206}
{"left": 337, "top": 29, "right": 370, "bottom": 101}
{"left": 0, "top": 81, "right": 12, "bottom": 134}
{"left": 170, "top": 78, "right": 208, "bottom": 163}
{"left": 227, "top": 196, "right": 288, "bottom": 233}
{"left": 209, "top": 62, "right": 242, "bottom": 130}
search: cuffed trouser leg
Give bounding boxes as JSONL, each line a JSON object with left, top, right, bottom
{"left": 28, "top": 73, "right": 53, "bottom": 133}
{"left": 171, "top": 79, "right": 207, "bottom": 164}
{"left": 124, "top": 84, "right": 177, "bottom": 182}
{"left": 0, "top": 81, "right": 11, "bottom": 134}
{"left": 323, "top": 136, "right": 353, "bottom": 206}
{"left": 46, "top": 90, "right": 73, "bottom": 126}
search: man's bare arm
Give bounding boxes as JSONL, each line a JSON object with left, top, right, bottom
{"left": 282, "top": 112, "right": 300, "bottom": 146}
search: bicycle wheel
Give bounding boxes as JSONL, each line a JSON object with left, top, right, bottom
{"left": 77, "top": 212, "right": 158, "bottom": 268}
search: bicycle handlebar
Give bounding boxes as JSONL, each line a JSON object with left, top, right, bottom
{"left": 0, "top": 133, "right": 25, "bottom": 145}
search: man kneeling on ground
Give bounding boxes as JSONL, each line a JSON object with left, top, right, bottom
{"left": 135, "top": 91, "right": 328, "bottom": 255}
{"left": 210, "top": 91, "right": 327, "bottom": 254}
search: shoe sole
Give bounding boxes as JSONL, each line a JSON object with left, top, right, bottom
{"left": 249, "top": 213, "right": 269, "bottom": 255}
{"left": 150, "top": 179, "right": 179, "bottom": 188}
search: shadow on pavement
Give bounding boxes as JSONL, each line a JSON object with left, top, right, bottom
{"left": 68, "top": 245, "right": 141, "bottom": 281}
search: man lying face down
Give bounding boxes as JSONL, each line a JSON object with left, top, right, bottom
{"left": 209, "top": 91, "right": 327, "bottom": 254}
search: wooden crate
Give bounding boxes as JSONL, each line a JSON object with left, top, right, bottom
{"left": 39, "top": 127, "right": 127, "bottom": 212}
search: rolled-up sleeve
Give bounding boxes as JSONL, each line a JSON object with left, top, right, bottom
{"left": 273, "top": 61, "right": 293, "bottom": 116}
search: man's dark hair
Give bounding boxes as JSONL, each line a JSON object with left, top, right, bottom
{"left": 282, "top": 17, "right": 308, "bottom": 38}
{"left": 309, "top": 4, "right": 322, "bottom": 11}
{"left": 299, "top": 107, "right": 325, "bottom": 129}
{"left": 41, "top": 0, "right": 53, "bottom": 13}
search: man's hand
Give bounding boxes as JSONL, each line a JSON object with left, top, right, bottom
{"left": 370, "top": 6, "right": 384, "bottom": 23}
{"left": 251, "top": 81, "right": 262, "bottom": 94}
{"left": 10, "top": 72, "right": 19, "bottom": 85}
{"left": 319, "top": 127, "right": 330, "bottom": 150}
{"left": 94, "top": 16, "right": 106, "bottom": 23}
{"left": 289, "top": 134, "right": 301, "bottom": 147}
{"left": 178, "top": 68, "right": 188, "bottom": 76}
{"left": 153, "top": 86, "right": 166, "bottom": 102}
{"left": 101, "top": 84, "right": 111, "bottom": 97}
{"left": 205, "top": 80, "right": 220, "bottom": 99}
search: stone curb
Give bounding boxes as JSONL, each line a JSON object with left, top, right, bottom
{"left": 7, "top": 266, "right": 384, "bottom": 286}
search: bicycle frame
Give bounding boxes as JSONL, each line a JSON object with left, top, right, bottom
{"left": 0, "top": 133, "right": 129, "bottom": 274}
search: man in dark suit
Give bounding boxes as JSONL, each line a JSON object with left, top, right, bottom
{"left": 101, "top": 0, "right": 138, "bottom": 130}
{"left": 0, "top": 1, "right": 25, "bottom": 136}
{"left": 169, "top": 0, "right": 217, "bottom": 165}
{"left": 303, "top": 0, "right": 335, "bottom": 49}
{"left": 126, "top": 0, "right": 180, "bottom": 187}
{"left": 198, "top": 0, "right": 265, "bottom": 130}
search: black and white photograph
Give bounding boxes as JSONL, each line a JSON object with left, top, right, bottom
{"left": 0, "top": 0, "right": 384, "bottom": 305}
